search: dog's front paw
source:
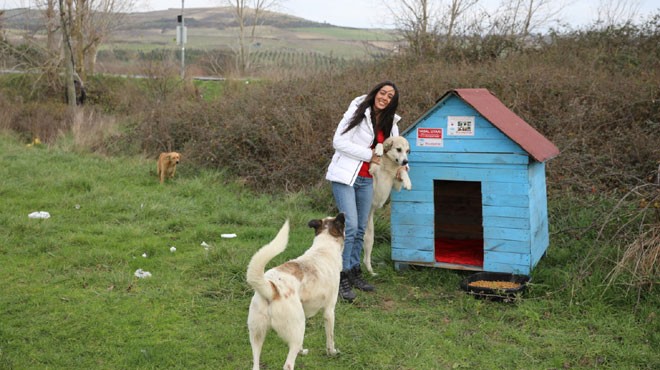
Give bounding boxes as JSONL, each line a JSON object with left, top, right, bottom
{"left": 368, "top": 163, "right": 380, "bottom": 176}
{"left": 374, "top": 143, "right": 384, "bottom": 157}
{"left": 403, "top": 178, "right": 412, "bottom": 190}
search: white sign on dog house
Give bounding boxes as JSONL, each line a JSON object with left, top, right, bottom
{"left": 391, "top": 89, "right": 560, "bottom": 275}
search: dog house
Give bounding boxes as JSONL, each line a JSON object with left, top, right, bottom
{"left": 390, "top": 89, "right": 560, "bottom": 275}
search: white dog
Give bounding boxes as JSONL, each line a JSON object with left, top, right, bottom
{"left": 363, "top": 136, "right": 412, "bottom": 275}
{"left": 247, "top": 213, "right": 345, "bottom": 370}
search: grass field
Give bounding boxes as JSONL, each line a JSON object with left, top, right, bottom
{"left": 103, "top": 25, "right": 398, "bottom": 60}
{"left": 0, "top": 133, "right": 657, "bottom": 369}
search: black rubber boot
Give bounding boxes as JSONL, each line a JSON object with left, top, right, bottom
{"left": 339, "top": 271, "right": 356, "bottom": 302}
{"left": 349, "top": 265, "right": 375, "bottom": 292}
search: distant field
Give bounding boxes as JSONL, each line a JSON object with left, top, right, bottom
{"left": 104, "top": 25, "right": 399, "bottom": 60}
{"left": 2, "top": 7, "right": 400, "bottom": 73}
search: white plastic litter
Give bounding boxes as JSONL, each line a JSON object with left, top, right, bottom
{"left": 28, "top": 211, "right": 51, "bottom": 219}
{"left": 221, "top": 233, "right": 237, "bottom": 239}
{"left": 170, "top": 246, "right": 177, "bottom": 252}
{"left": 134, "top": 269, "right": 152, "bottom": 278}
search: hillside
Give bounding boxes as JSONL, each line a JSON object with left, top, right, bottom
{"left": 1, "top": 6, "right": 399, "bottom": 60}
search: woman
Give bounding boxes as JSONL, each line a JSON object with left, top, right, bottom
{"left": 325, "top": 81, "right": 401, "bottom": 302}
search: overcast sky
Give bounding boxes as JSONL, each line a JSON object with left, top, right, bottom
{"left": 2, "top": 0, "right": 658, "bottom": 29}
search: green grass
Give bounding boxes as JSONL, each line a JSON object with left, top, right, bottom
{"left": 0, "top": 133, "right": 658, "bottom": 369}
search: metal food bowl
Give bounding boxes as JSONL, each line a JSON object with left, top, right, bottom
{"left": 460, "top": 271, "right": 531, "bottom": 302}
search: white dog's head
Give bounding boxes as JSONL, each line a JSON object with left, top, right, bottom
{"left": 308, "top": 213, "right": 346, "bottom": 239}
{"left": 382, "top": 136, "right": 410, "bottom": 166}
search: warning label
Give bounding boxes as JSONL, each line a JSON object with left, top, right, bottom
{"left": 417, "top": 128, "right": 443, "bottom": 147}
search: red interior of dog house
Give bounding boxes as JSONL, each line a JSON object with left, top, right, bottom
{"left": 433, "top": 180, "right": 484, "bottom": 267}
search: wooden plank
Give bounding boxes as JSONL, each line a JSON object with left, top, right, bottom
{"left": 406, "top": 178, "right": 530, "bottom": 194}
{"left": 482, "top": 181, "right": 530, "bottom": 195}
{"left": 484, "top": 239, "right": 530, "bottom": 253}
{"left": 391, "top": 248, "right": 435, "bottom": 263}
{"left": 392, "top": 235, "right": 435, "bottom": 251}
{"left": 482, "top": 193, "right": 529, "bottom": 207}
{"left": 484, "top": 250, "right": 531, "bottom": 266}
{"left": 392, "top": 202, "right": 435, "bottom": 215}
{"left": 409, "top": 167, "right": 528, "bottom": 184}
{"left": 484, "top": 226, "right": 531, "bottom": 242}
{"left": 482, "top": 261, "right": 531, "bottom": 275}
{"left": 410, "top": 138, "right": 526, "bottom": 155}
{"left": 409, "top": 162, "right": 529, "bottom": 171}
{"left": 411, "top": 152, "right": 530, "bottom": 165}
{"left": 392, "top": 224, "right": 434, "bottom": 239}
{"left": 391, "top": 212, "right": 434, "bottom": 226}
{"left": 483, "top": 205, "right": 530, "bottom": 218}
{"left": 530, "top": 239, "right": 549, "bottom": 268}
{"left": 483, "top": 215, "right": 530, "bottom": 229}
{"left": 391, "top": 190, "right": 431, "bottom": 202}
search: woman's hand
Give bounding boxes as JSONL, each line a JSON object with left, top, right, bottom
{"left": 370, "top": 149, "right": 381, "bottom": 165}
{"left": 396, "top": 166, "right": 408, "bottom": 181}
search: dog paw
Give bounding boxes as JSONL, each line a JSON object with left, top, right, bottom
{"left": 374, "top": 143, "right": 383, "bottom": 156}
{"left": 300, "top": 348, "right": 309, "bottom": 356}
{"left": 327, "top": 348, "right": 339, "bottom": 356}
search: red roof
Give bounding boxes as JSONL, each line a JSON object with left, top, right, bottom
{"left": 444, "top": 88, "right": 560, "bottom": 163}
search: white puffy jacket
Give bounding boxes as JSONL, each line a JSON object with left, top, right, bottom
{"left": 325, "top": 95, "right": 401, "bottom": 186}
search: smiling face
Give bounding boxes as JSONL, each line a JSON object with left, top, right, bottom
{"left": 373, "top": 85, "right": 396, "bottom": 112}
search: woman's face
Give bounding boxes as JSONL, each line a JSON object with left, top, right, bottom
{"left": 373, "top": 85, "right": 396, "bottom": 112}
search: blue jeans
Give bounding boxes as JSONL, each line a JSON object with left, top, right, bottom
{"left": 332, "top": 176, "right": 373, "bottom": 272}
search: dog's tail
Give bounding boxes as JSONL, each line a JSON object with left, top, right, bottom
{"left": 246, "top": 220, "right": 289, "bottom": 301}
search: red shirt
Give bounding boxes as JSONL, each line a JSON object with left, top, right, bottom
{"left": 358, "top": 130, "right": 385, "bottom": 178}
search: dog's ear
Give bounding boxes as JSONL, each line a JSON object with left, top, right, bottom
{"left": 308, "top": 219, "right": 322, "bottom": 231}
{"left": 328, "top": 213, "right": 345, "bottom": 237}
{"left": 383, "top": 137, "right": 394, "bottom": 152}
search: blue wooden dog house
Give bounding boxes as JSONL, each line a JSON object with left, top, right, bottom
{"left": 391, "top": 89, "right": 559, "bottom": 275}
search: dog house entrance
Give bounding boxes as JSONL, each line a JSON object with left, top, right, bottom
{"left": 433, "top": 180, "right": 484, "bottom": 268}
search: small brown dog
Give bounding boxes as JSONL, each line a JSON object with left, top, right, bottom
{"left": 157, "top": 152, "right": 181, "bottom": 183}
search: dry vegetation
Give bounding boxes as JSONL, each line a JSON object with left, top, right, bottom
{"left": 0, "top": 20, "right": 658, "bottom": 295}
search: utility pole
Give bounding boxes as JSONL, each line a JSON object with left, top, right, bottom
{"left": 178, "top": 0, "right": 186, "bottom": 79}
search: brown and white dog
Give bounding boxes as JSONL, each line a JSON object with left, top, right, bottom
{"left": 363, "top": 136, "right": 412, "bottom": 275}
{"left": 247, "top": 213, "right": 345, "bottom": 370}
{"left": 157, "top": 152, "right": 181, "bottom": 183}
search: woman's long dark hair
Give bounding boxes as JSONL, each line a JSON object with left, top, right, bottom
{"left": 341, "top": 81, "right": 399, "bottom": 140}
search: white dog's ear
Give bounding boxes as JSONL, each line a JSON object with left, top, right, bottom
{"left": 374, "top": 143, "right": 384, "bottom": 156}
{"left": 383, "top": 138, "right": 394, "bottom": 153}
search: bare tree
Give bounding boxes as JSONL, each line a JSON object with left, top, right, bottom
{"left": 596, "top": 0, "right": 641, "bottom": 27}
{"left": 0, "top": 10, "right": 5, "bottom": 43}
{"left": 70, "top": 0, "right": 134, "bottom": 79}
{"left": 224, "top": 0, "right": 281, "bottom": 75}
{"left": 489, "top": 0, "right": 566, "bottom": 38}
{"left": 58, "top": 0, "right": 76, "bottom": 107}
{"left": 443, "top": 0, "right": 479, "bottom": 45}
{"left": 387, "top": 0, "right": 480, "bottom": 54}
{"left": 387, "top": 0, "right": 441, "bottom": 56}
